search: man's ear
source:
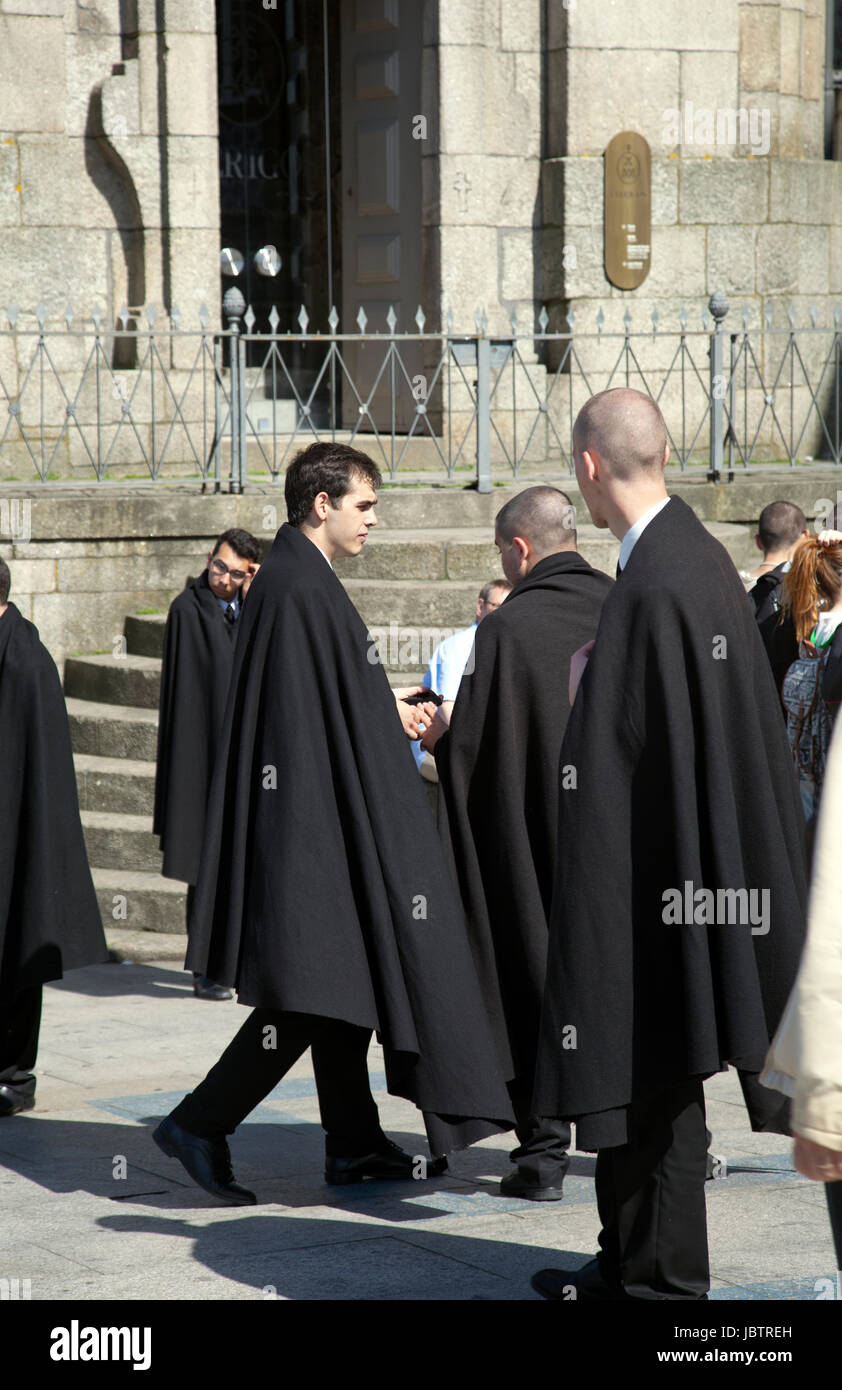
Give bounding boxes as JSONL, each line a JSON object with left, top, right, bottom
{"left": 582, "top": 447, "right": 599, "bottom": 484}
{"left": 755, "top": 535, "right": 763, "bottom": 553}
{"left": 662, "top": 442, "right": 670, "bottom": 469}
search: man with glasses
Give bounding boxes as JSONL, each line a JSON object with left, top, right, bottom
{"left": 154, "top": 528, "right": 262, "bottom": 1000}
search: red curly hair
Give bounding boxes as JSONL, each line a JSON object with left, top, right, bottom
{"left": 781, "top": 536, "right": 842, "bottom": 644}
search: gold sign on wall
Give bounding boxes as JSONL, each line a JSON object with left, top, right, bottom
{"left": 604, "top": 131, "right": 651, "bottom": 290}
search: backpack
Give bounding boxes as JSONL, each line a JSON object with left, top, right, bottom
{"left": 781, "top": 644, "right": 834, "bottom": 792}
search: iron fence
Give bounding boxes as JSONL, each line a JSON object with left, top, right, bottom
{"left": 0, "top": 292, "right": 839, "bottom": 491}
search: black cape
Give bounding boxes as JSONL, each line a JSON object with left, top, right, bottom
{"left": 186, "top": 524, "right": 516, "bottom": 1154}
{"left": 153, "top": 570, "right": 236, "bottom": 884}
{"left": 434, "top": 551, "right": 613, "bottom": 1086}
{"left": 748, "top": 563, "right": 797, "bottom": 717}
{"left": 533, "top": 498, "right": 808, "bottom": 1148}
{"left": 0, "top": 603, "right": 107, "bottom": 998}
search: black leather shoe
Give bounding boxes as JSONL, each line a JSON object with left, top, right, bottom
{"left": 193, "top": 975, "right": 233, "bottom": 1001}
{"left": 0, "top": 1085, "right": 35, "bottom": 1117}
{"left": 500, "top": 1170, "right": 564, "bottom": 1201}
{"left": 153, "top": 1114, "right": 257, "bottom": 1205}
{"left": 325, "top": 1137, "right": 448, "bottom": 1185}
{"left": 532, "top": 1257, "right": 629, "bottom": 1301}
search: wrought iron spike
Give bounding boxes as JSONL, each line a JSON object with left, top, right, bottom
{"left": 538, "top": 306, "right": 549, "bottom": 333}
{"left": 651, "top": 308, "right": 659, "bottom": 333}
{"left": 835, "top": 305, "right": 841, "bottom": 329}
{"left": 510, "top": 309, "right": 518, "bottom": 334}
{"left": 810, "top": 303, "right": 818, "bottom": 329}
{"left": 565, "top": 307, "right": 574, "bottom": 330}
{"left": 386, "top": 305, "right": 397, "bottom": 333}
{"left": 268, "top": 305, "right": 280, "bottom": 331}
{"left": 701, "top": 309, "right": 709, "bottom": 330}
{"left": 171, "top": 303, "right": 181, "bottom": 328}
{"left": 92, "top": 304, "right": 103, "bottom": 329}
{"left": 243, "top": 304, "right": 256, "bottom": 332}
{"left": 415, "top": 305, "right": 426, "bottom": 333}
{"left": 679, "top": 307, "right": 687, "bottom": 331}
{"left": 446, "top": 308, "right": 453, "bottom": 335}
{"left": 788, "top": 303, "right": 796, "bottom": 330}
{"left": 35, "top": 301, "right": 46, "bottom": 329}
{"left": 596, "top": 307, "right": 604, "bottom": 335}
{"left": 479, "top": 307, "right": 488, "bottom": 334}
{"left": 355, "top": 306, "right": 367, "bottom": 333}
{"left": 65, "top": 302, "right": 74, "bottom": 330}
{"left": 764, "top": 303, "right": 773, "bottom": 329}
{"left": 198, "top": 302, "right": 209, "bottom": 329}
{"left": 327, "top": 305, "right": 339, "bottom": 332}
{"left": 146, "top": 304, "right": 155, "bottom": 327}
{"left": 474, "top": 308, "right": 483, "bottom": 334}
{"left": 7, "top": 301, "right": 17, "bottom": 329}
{"left": 623, "top": 308, "right": 632, "bottom": 332}
{"left": 742, "top": 308, "right": 750, "bottom": 330}
{"left": 118, "top": 303, "right": 129, "bottom": 329}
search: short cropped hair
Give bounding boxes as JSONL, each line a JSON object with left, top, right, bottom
{"left": 212, "top": 529, "right": 262, "bottom": 564}
{"left": 495, "top": 486, "right": 577, "bottom": 558}
{"left": 479, "top": 577, "right": 512, "bottom": 604}
{"left": 284, "top": 443, "right": 382, "bottom": 528}
{"left": 573, "top": 388, "right": 667, "bottom": 481}
{"left": 757, "top": 501, "right": 807, "bottom": 555}
{"left": 0, "top": 556, "right": 9, "bottom": 604}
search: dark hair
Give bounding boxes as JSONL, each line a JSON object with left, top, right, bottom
{"left": 495, "top": 486, "right": 577, "bottom": 556}
{"left": 212, "top": 529, "right": 262, "bottom": 564}
{"left": 284, "top": 443, "right": 382, "bottom": 528}
{"left": 757, "top": 500, "right": 806, "bottom": 555}
{"left": 0, "top": 556, "right": 9, "bottom": 604}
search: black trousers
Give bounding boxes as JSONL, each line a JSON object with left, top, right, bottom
{"left": 171, "top": 1008, "right": 385, "bottom": 1157}
{"left": 0, "top": 985, "right": 42, "bottom": 1095}
{"left": 595, "top": 1078, "right": 709, "bottom": 1300}
{"left": 826, "top": 1181, "right": 842, "bottom": 1269}
{"left": 508, "top": 1074, "right": 570, "bottom": 1187}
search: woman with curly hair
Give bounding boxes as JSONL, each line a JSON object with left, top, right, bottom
{"left": 780, "top": 529, "right": 842, "bottom": 837}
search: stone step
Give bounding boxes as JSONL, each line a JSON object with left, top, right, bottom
{"left": 92, "top": 868, "right": 188, "bottom": 937}
{"left": 74, "top": 753, "right": 156, "bottom": 815}
{"left": 103, "top": 926, "right": 188, "bottom": 963}
{"left": 81, "top": 809, "right": 162, "bottom": 875}
{"left": 64, "top": 653, "right": 162, "bottom": 709}
{"left": 125, "top": 612, "right": 166, "bottom": 657}
{"left": 66, "top": 697, "right": 160, "bottom": 761}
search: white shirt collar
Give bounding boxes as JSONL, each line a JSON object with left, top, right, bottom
{"left": 618, "top": 497, "right": 670, "bottom": 571}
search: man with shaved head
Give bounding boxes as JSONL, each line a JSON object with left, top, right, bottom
{"left": 747, "top": 501, "right": 809, "bottom": 716}
{"left": 530, "top": 389, "right": 807, "bottom": 1300}
{"left": 422, "top": 485, "right": 612, "bottom": 1200}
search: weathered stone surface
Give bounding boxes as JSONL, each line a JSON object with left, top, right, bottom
{"left": 777, "top": 94, "right": 805, "bottom": 158}
{"left": 165, "top": 138, "right": 220, "bottom": 231}
{"left": 31, "top": 589, "right": 167, "bottom": 673}
{"left": 136, "top": 0, "right": 216, "bottom": 31}
{"left": 831, "top": 227, "right": 842, "bottom": 303}
{"left": 679, "top": 157, "right": 769, "bottom": 226}
{"left": 707, "top": 224, "right": 756, "bottom": 296}
{"left": 644, "top": 226, "right": 707, "bottom": 299}
{"left": 500, "top": 0, "right": 540, "bottom": 51}
{"left": 0, "top": 228, "right": 110, "bottom": 317}
{"left": 801, "top": 14, "right": 825, "bottom": 102}
{"left": 439, "top": 47, "right": 538, "bottom": 158}
{"left": 0, "top": 135, "right": 22, "bottom": 226}
{"left": 567, "top": 49, "right": 680, "bottom": 157}
{"left": 770, "top": 160, "right": 839, "bottom": 226}
{"left": 569, "top": 0, "right": 737, "bottom": 50}
{"left": 63, "top": 31, "right": 125, "bottom": 139}
{"left": 676, "top": 53, "right": 741, "bottom": 159}
{"left": 439, "top": 0, "right": 500, "bottom": 46}
{"left": 0, "top": 15, "right": 66, "bottom": 132}
{"left": 779, "top": 6, "right": 802, "bottom": 97}
{"left": 501, "top": 229, "right": 537, "bottom": 301}
{"left": 756, "top": 223, "right": 829, "bottom": 297}
{"left": 5, "top": 557, "right": 57, "bottom": 593}
{"left": 164, "top": 34, "right": 218, "bottom": 138}
{"left": 739, "top": 5, "right": 781, "bottom": 91}
{"left": 18, "top": 135, "right": 131, "bottom": 228}
{"left": 438, "top": 153, "right": 539, "bottom": 228}
{"left": 66, "top": 696, "right": 159, "bottom": 760}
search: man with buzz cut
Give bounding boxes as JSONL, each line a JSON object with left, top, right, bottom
{"left": 154, "top": 527, "right": 263, "bottom": 1000}
{"left": 530, "top": 389, "right": 807, "bottom": 1301}
{"left": 422, "top": 486, "right": 612, "bottom": 1201}
{"left": 153, "top": 441, "right": 515, "bottom": 1205}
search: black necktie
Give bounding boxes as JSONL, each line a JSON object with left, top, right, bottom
{"left": 224, "top": 603, "right": 236, "bottom": 627}
{"left": 615, "top": 561, "right": 622, "bottom": 580}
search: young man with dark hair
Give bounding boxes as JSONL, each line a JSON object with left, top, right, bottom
{"left": 747, "top": 501, "right": 810, "bottom": 715}
{"left": 152, "top": 443, "right": 514, "bottom": 1205}
{"left": 0, "top": 557, "right": 107, "bottom": 1115}
{"left": 154, "top": 528, "right": 262, "bottom": 1000}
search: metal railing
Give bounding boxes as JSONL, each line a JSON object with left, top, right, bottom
{"left": 0, "top": 291, "right": 839, "bottom": 490}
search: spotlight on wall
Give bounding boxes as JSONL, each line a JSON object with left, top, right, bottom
{"left": 254, "top": 245, "right": 282, "bottom": 277}
{"left": 220, "top": 247, "right": 244, "bottom": 277}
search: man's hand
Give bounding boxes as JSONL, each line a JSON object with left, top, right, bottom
{"left": 394, "top": 691, "right": 439, "bottom": 741}
{"left": 242, "top": 562, "right": 261, "bottom": 597}
{"left": 569, "top": 640, "right": 595, "bottom": 706}
{"left": 816, "top": 530, "right": 842, "bottom": 548}
{"left": 420, "top": 701, "right": 454, "bottom": 753}
{"left": 793, "top": 1133, "right": 842, "bottom": 1183}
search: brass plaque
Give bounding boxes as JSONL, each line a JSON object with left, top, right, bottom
{"left": 604, "top": 131, "right": 651, "bottom": 290}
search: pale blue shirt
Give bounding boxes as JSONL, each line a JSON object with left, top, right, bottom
{"left": 618, "top": 497, "right": 671, "bottom": 571}
{"left": 412, "top": 622, "right": 478, "bottom": 770}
